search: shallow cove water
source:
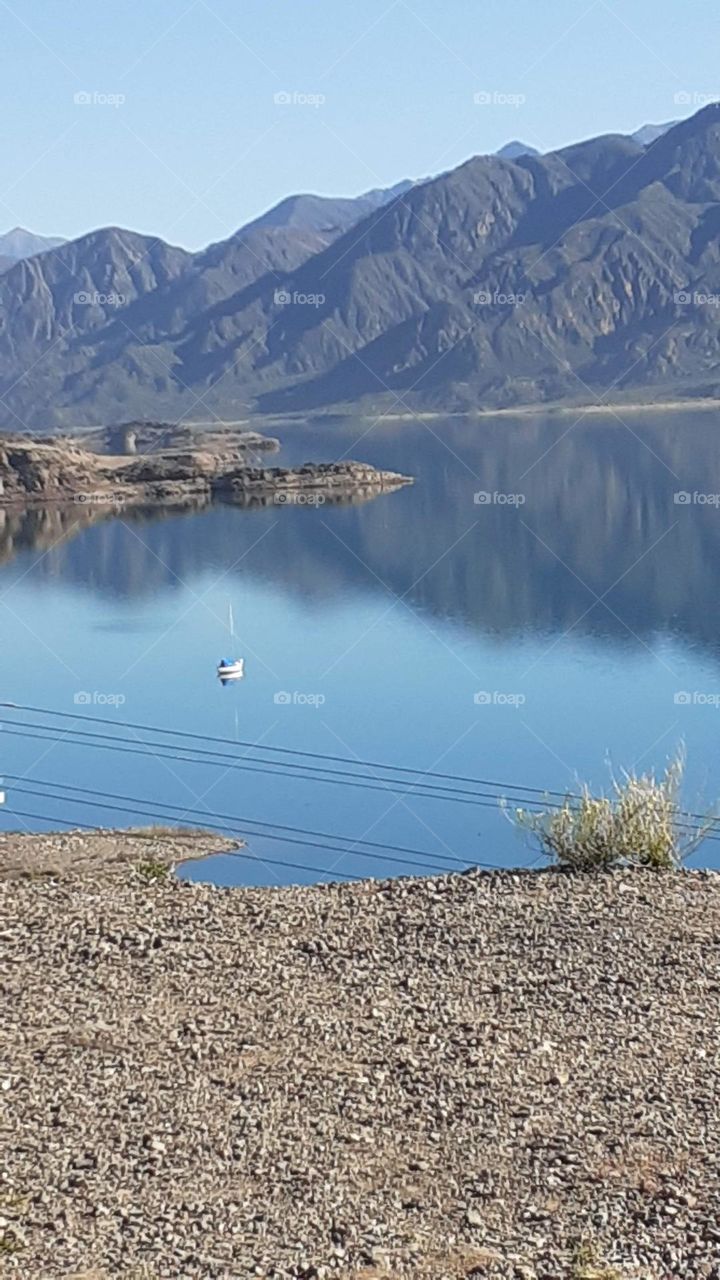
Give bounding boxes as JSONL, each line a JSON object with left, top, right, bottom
{"left": 2, "top": 411, "right": 720, "bottom": 884}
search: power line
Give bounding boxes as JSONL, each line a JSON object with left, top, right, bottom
{"left": 0, "top": 701, "right": 578, "bottom": 802}
{"left": 2, "top": 702, "right": 715, "bottom": 854}
{"left": 3, "top": 806, "right": 362, "bottom": 882}
{"left": 10, "top": 701, "right": 713, "bottom": 828}
{"left": 0, "top": 713, "right": 503, "bottom": 802}
{"left": 0, "top": 722, "right": 507, "bottom": 808}
{"left": 3, "top": 772, "right": 473, "bottom": 869}
{"left": 4, "top": 723, "right": 715, "bottom": 844}
{"left": 5, "top": 783, "right": 477, "bottom": 877}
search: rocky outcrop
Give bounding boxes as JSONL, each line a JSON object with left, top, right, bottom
{"left": 80, "top": 421, "right": 281, "bottom": 457}
{"left": 0, "top": 433, "right": 412, "bottom": 508}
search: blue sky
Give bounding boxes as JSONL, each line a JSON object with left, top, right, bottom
{"left": 2, "top": 0, "right": 718, "bottom": 249}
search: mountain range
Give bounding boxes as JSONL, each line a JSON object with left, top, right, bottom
{"left": 1, "top": 110, "right": 720, "bottom": 429}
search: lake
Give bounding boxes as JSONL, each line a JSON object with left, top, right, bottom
{"left": 2, "top": 411, "right": 720, "bottom": 884}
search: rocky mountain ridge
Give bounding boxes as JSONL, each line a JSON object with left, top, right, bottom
{"left": 3, "top": 108, "right": 720, "bottom": 425}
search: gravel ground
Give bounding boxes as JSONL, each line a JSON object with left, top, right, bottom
{"left": 2, "top": 835, "right": 720, "bottom": 1279}
{"left": 0, "top": 828, "right": 239, "bottom": 882}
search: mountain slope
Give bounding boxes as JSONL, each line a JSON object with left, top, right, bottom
{"left": 4, "top": 107, "right": 720, "bottom": 427}
{"left": 248, "top": 104, "right": 720, "bottom": 413}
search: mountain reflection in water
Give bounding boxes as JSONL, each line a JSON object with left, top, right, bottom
{"left": 1, "top": 413, "right": 719, "bottom": 882}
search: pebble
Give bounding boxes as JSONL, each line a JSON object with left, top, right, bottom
{"left": 1, "top": 846, "right": 719, "bottom": 1277}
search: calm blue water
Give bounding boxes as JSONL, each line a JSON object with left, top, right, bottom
{"left": 2, "top": 412, "right": 720, "bottom": 883}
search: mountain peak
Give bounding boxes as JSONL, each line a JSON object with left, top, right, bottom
{"left": 241, "top": 179, "right": 417, "bottom": 237}
{"left": 496, "top": 140, "right": 540, "bottom": 160}
{"left": 0, "top": 226, "right": 66, "bottom": 261}
{"left": 630, "top": 120, "right": 677, "bottom": 146}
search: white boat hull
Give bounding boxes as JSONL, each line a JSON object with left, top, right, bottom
{"left": 217, "top": 660, "right": 245, "bottom": 678}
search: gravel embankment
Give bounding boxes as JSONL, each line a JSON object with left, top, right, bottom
{"left": 1, "top": 835, "right": 720, "bottom": 1278}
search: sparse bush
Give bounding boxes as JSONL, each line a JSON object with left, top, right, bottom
{"left": 0, "top": 1227, "right": 24, "bottom": 1255}
{"left": 134, "top": 858, "right": 170, "bottom": 885}
{"left": 570, "top": 1242, "right": 623, "bottom": 1279}
{"left": 507, "top": 753, "right": 711, "bottom": 871}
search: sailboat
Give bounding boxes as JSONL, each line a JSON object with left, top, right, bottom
{"left": 217, "top": 603, "right": 245, "bottom": 681}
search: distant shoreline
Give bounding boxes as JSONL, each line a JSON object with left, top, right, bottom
{"left": 235, "top": 395, "right": 720, "bottom": 431}
{"left": 404, "top": 396, "right": 720, "bottom": 421}
{"left": 14, "top": 397, "right": 718, "bottom": 438}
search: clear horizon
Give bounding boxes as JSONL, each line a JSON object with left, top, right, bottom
{"left": 2, "top": 0, "right": 718, "bottom": 250}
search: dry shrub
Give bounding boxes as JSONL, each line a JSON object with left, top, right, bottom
{"left": 507, "top": 753, "right": 712, "bottom": 871}
{"left": 570, "top": 1241, "right": 623, "bottom": 1279}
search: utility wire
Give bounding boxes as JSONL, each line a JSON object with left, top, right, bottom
{"left": 2, "top": 772, "right": 472, "bottom": 869}
{"left": 5, "top": 783, "right": 475, "bottom": 876}
{"left": 0, "top": 722, "right": 509, "bottom": 808}
{"left": 6, "top": 702, "right": 715, "bottom": 828}
{"left": 0, "top": 702, "right": 583, "bottom": 801}
{"left": 2, "top": 703, "right": 716, "bottom": 847}
{"left": 3, "top": 806, "right": 362, "bottom": 882}
{"left": 2, "top": 723, "right": 716, "bottom": 844}
{"left": 0, "top": 714, "right": 505, "bottom": 802}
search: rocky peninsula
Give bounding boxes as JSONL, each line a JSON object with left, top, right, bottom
{"left": 0, "top": 423, "right": 412, "bottom": 510}
{"left": 1, "top": 830, "right": 719, "bottom": 1279}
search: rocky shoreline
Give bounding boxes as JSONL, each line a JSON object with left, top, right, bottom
{"left": 0, "top": 426, "right": 413, "bottom": 510}
{"left": 1, "top": 831, "right": 720, "bottom": 1278}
